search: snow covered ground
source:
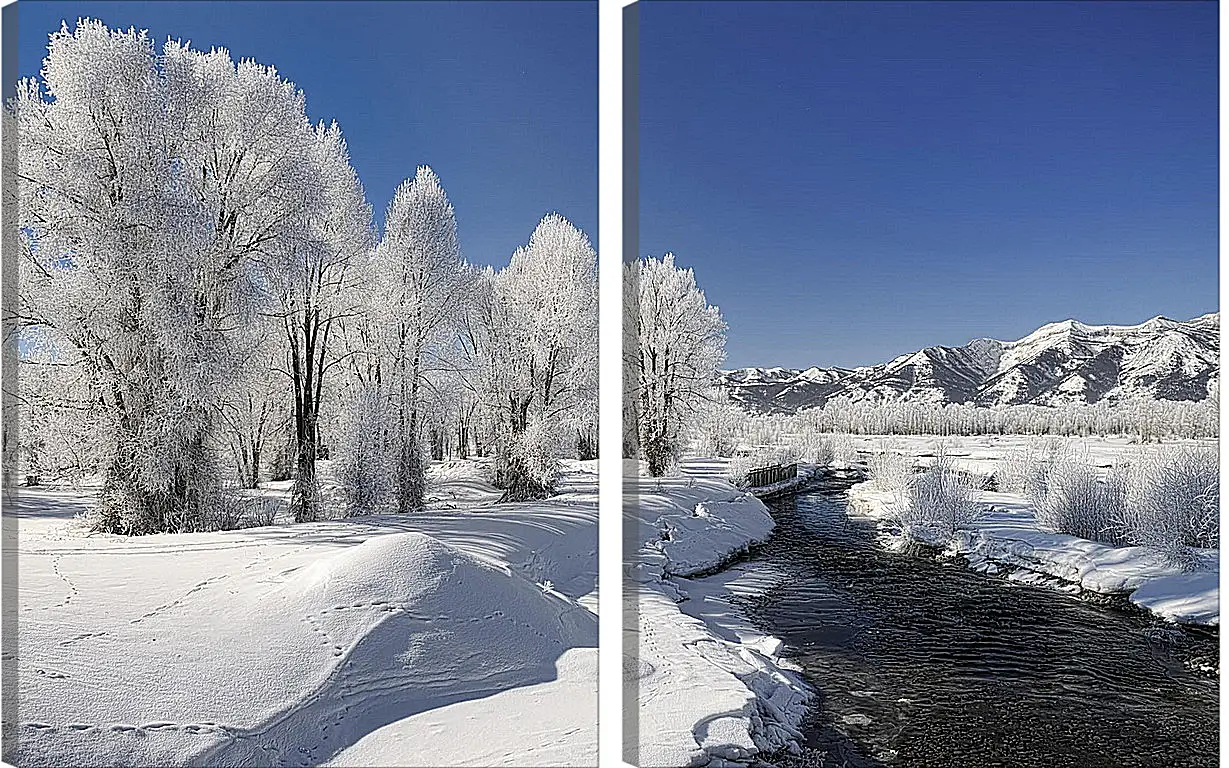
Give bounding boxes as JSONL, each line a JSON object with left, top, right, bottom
{"left": 843, "top": 436, "right": 1220, "bottom": 627}
{"left": 626, "top": 458, "right": 811, "bottom": 768}
{"left": 9, "top": 459, "right": 598, "bottom": 767}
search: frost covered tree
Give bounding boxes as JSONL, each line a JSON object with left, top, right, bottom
{"left": 12, "top": 21, "right": 379, "bottom": 531}
{"left": 214, "top": 331, "right": 287, "bottom": 489}
{"left": 12, "top": 22, "right": 318, "bottom": 532}
{"left": 268, "top": 122, "right": 374, "bottom": 523}
{"left": 12, "top": 18, "right": 600, "bottom": 531}
{"left": 373, "top": 167, "right": 470, "bottom": 513}
{"left": 626, "top": 254, "right": 726, "bottom": 476}
{"left": 332, "top": 378, "right": 396, "bottom": 517}
{"left": 482, "top": 215, "right": 598, "bottom": 499}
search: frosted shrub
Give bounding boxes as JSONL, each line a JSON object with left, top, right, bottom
{"left": 898, "top": 453, "right": 982, "bottom": 536}
{"left": 995, "top": 449, "right": 1038, "bottom": 494}
{"left": 1119, "top": 447, "right": 1219, "bottom": 570}
{"left": 1030, "top": 459, "right": 1126, "bottom": 545}
{"left": 866, "top": 450, "right": 913, "bottom": 493}
{"left": 726, "top": 454, "right": 759, "bottom": 488}
{"left": 204, "top": 494, "right": 247, "bottom": 532}
{"left": 244, "top": 495, "right": 280, "bottom": 528}
{"left": 495, "top": 420, "right": 561, "bottom": 501}
{"left": 829, "top": 434, "right": 859, "bottom": 468}
{"left": 998, "top": 439, "right": 1070, "bottom": 497}
{"left": 335, "top": 385, "right": 397, "bottom": 517}
{"left": 790, "top": 432, "right": 835, "bottom": 466}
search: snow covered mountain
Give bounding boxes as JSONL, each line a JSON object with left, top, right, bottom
{"left": 720, "top": 313, "right": 1220, "bottom": 414}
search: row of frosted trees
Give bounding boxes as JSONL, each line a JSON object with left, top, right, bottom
{"left": 709, "top": 394, "right": 1219, "bottom": 450}
{"left": 9, "top": 21, "right": 597, "bottom": 534}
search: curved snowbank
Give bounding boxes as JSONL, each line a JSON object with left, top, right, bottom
{"left": 326, "top": 647, "right": 597, "bottom": 767}
{"left": 628, "top": 460, "right": 811, "bottom": 767}
{"left": 847, "top": 482, "right": 1219, "bottom": 626}
{"left": 17, "top": 529, "right": 595, "bottom": 768}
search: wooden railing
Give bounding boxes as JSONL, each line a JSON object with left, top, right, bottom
{"left": 745, "top": 462, "right": 797, "bottom": 489}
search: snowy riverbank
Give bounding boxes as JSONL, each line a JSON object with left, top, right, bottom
{"left": 847, "top": 482, "right": 1219, "bottom": 627}
{"left": 11, "top": 460, "right": 597, "bottom": 768}
{"left": 627, "top": 458, "right": 811, "bottom": 767}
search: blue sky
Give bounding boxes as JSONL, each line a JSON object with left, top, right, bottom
{"left": 19, "top": 1, "right": 596, "bottom": 269}
{"left": 639, "top": 1, "right": 1218, "bottom": 369}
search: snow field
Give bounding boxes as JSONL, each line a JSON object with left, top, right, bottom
{"left": 13, "top": 460, "right": 598, "bottom": 767}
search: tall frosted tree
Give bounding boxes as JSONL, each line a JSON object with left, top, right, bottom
{"left": 13, "top": 22, "right": 317, "bottom": 532}
{"left": 270, "top": 122, "right": 374, "bottom": 523}
{"left": 484, "top": 214, "right": 598, "bottom": 499}
{"left": 626, "top": 254, "right": 727, "bottom": 476}
{"left": 373, "top": 167, "right": 469, "bottom": 513}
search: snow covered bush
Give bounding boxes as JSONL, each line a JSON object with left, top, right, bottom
{"left": 494, "top": 419, "right": 563, "bottom": 501}
{"left": 1029, "top": 459, "right": 1127, "bottom": 545}
{"left": 334, "top": 383, "right": 397, "bottom": 517}
{"left": 1119, "top": 447, "right": 1219, "bottom": 569}
{"left": 828, "top": 433, "right": 859, "bottom": 468}
{"left": 995, "top": 449, "right": 1040, "bottom": 495}
{"left": 204, "top": 494, "right": 248, "bottom": 532}
{"left": 791, "top": 432, "right": 835, "bottom": 466}
{"left": 866, "top": 449, "right": 913, "bottom": 492}
{"left": 894, "top": 452, "right": 981, "bottom": 536}
{"left": 996, "top": 438, "right": 1070, "bottom": 496}
{"left": 244, "top": 496, "right": 280, "bottom": 528}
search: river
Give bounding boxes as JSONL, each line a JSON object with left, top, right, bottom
{"left": 739, "top": 471, "right": 1219, "bottom": 767}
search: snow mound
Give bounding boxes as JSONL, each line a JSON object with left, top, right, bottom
{"left": 654, "top": 495, "right": 776, "bottom": 578}
{"left": 18, "top": 532, "right": 595, "bottom": 768}
{"left": 1129, "top": 571, "right": 1220, "bottom": 626}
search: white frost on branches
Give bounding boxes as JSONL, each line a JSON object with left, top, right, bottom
{"left": 625, "top": 254, "right": 726, "bottom": 476}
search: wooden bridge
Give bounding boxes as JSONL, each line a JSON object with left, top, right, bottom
{"left": 745, "top": 462, "right": 797, "bottom": 489}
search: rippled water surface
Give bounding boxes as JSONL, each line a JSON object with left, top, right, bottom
{"left": 747, "top": 473, "right": 1219, "bottom": 768}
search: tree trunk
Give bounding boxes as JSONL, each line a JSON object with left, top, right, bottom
{"left": 290, "top": 407, "right": 319, "bottom": 523}
{"left": 397, "top": 351, "right": 426, "bottom": 513}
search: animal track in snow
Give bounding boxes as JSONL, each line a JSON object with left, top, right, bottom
{"left": 131, "top": 575, "right": 229, "bottom": 624}
{"left": 22, "top": 720, "right": 234, "bottom": 738}
{"left": 46, "top": 555, "right": 79, "bottom": 610}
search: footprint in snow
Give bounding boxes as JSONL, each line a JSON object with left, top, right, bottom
{"left": 141, "top": 722, "right": 177, "bottom": 731}
{"left": 34, "top": 668, "right": 69, "bottom": 679}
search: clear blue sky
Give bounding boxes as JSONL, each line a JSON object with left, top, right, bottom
{"left": 639, "top": 1, "right": 1218, "bottom": 369}
{"left": 19, "top": 0, "right": 597, "bottom": 269}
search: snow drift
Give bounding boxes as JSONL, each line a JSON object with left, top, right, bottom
{"left": 17, "top": 532, "right": 595, "bottom": 768}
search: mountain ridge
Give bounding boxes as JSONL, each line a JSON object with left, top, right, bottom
{"left": 720, "top": 313, "right": 1220, "bottom": 414}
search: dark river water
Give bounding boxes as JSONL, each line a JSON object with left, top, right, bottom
{"left": 743, "top": 472, "right": 1219, "bottom": 768}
